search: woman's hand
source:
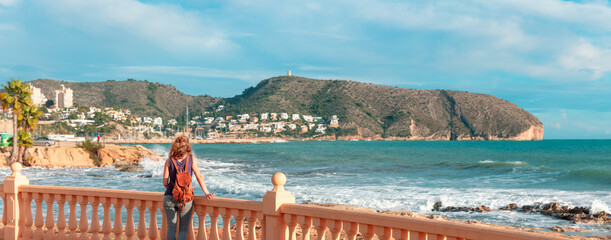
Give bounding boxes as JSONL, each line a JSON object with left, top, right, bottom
{"left": 204, "top": 193, "right": 216, "bottom": 200}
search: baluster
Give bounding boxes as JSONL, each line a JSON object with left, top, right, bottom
{"left": 161, "top": 204, "right": 167, "bottom": 239}
{"left": 23, "top": 192, "right": 34, "bottom": 240}
{"left": 344, "top": 221, "right": 358, "bottom": 240}
{"left": 33, "top": 193, "right": 44, "bottom": 239}
{"left": 328, "top": 219, "right": 343, "bottom": 240}
{"left": 234, "top": 210, "right": 245, "bottom": 240}
{"left": 17, "top": 192, "right": 23, "bottom": 238}
{"left": 246, "top": 211, "right": 258, "bottom": 240}
{"left": 43, "top": 194, "right": 56, "bottom": 240}
{"left": 434, "top": 234, "right": 446, "bottom": 240}
{"left": 195, "top": 205, "right": 208, "bottom": 240}
{"left": 90, "top": 196, "right": 102, "bottom": 240}
{"left": 68, "top": 195, "right": 79, "bottom": 240}
{"left": 101, "top": 198, "right": 113, "bottom": 240}
{"left": 358, "top": 224, "right": 375, "bottom": 240}
{"left": 375, "top": 226, "right": 391, "bottom": 240}
{"left": 410, "top": 231, "right": 427, "bottom": 240}
{"left": 209, "top": 207, "right": 220, "bottom": 240}
{"left": 56, "top": 195, "right": 67, "bottom": 239}
{"left": 78, "top": 195, "right": 90, "bottom": 240}
{"left": 188, "top": 217, "right": 196, "bottom": 240}
{"left": 125, "top": 199, "right": 136, "bottom": 240}
{"left": 257, "top": 213, "right": 266, "bottom": 240}
{"left": 392, "top": 229, "right": 409, "bottom": 240}
{"left": 113, "top": 198, "right": 124, "bottom": 239}
{"left": 283, "top": 214, "right": 297, "bottom": 240}
{"left": 222, "top": 208, "right": 233, "bottom": 240}
{"left": 3, "top": 192, "right": 6, "bottom": 235}
{"left": 137, "top": 200, "right": 148, "bottom": 240}
{"left": 296, "top": 216, "right": 312, "bottom": 240}
{"left": 313, "top": 218, "right": 327, "bottom": 240}
{"left": 148, "top": 201, "right": 161, "bottom": 240}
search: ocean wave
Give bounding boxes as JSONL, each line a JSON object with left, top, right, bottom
{"left": 564, "top": 169, "right": 611, "bottom": 184}
{"left": 478, "top": 160, "right": 529, "bottom": 167}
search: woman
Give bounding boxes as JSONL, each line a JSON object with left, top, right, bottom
{"left": 163, "top": 135, "right": 216, "bottom": 240}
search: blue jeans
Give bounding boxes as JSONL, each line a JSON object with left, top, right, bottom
{"left": 163, "top": 195, "right": 193, "bottom": 240}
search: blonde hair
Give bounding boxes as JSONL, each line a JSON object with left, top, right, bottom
{"left": 169, "top": 135, "right": 192, "bottom": 159}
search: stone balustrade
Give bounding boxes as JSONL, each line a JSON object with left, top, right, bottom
{"left": 0, "top": 163, "right": 565, "bottom": 240}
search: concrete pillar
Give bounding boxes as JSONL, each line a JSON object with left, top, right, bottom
{"left": 4, "top": 162, "right": 30, "bottom": 240}
{"left": 262, "top": 172, "right": 295, "bottom": 240}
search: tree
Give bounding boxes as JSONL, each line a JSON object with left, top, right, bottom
{"left": 16, "top": 106, "right": 42, "bottom": 162}
{"left": 0, "top": 79, "right": 33, "bottom": 164}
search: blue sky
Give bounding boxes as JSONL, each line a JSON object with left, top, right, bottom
{"left": 0, "top": 0, "right": 610, "bottom": 139}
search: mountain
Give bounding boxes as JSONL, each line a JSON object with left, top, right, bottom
{"left": 220, "top": 76, "right": 543, "bottom": 140}
{"left": 28, "top": 76, "right": 543, "bottom": 140}
{"left": 28, "top": 79, "right": 221, "bottom": 119}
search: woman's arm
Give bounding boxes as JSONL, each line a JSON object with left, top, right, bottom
{"left": 192, "top": 156, "right": 216, "bottom": 200}
{"left": 162, "top": 159, "right": 169, "bottom": 189}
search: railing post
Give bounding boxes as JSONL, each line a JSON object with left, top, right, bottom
{"left": 4, "top": 162, "right": 30, "bottom": 240}
{"left": 262, "top": 172, "right": 295, "bottom": 240}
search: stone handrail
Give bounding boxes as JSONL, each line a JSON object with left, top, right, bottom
{"left": 279, "top": 204, "right": 564, "bottom": 240}
{"left": 0, "top": 163, "right": 566, "bottom": 240}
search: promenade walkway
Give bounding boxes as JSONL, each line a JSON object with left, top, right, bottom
{"left": 0, "top": 162, "right": 566, "bottom": 240}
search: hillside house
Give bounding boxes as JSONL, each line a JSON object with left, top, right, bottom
{"left": 291, "top": 114, "right": 300, "bottom": 121}
{"left": 280, "top": 113, "right": 289, "bottom": 120}
{"left": 303, "top": 115, "right": 313, "bottom": 122}
{"left": 260, "top": 113, "right": 269, "bottom": 121}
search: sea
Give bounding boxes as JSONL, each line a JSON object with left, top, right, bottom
{"left": 1, "top": 140, "right": 610, "bottom": 236}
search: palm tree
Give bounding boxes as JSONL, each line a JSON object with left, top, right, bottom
{"left": 17, "top": 105, "right": 42, "bottom": 163}
{"left": 0, "top": 79, "right": 32, "bottom": 164}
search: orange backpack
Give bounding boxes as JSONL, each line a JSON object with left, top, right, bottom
{"left": 171, "top": 156, "right": 194, "bottom": 210}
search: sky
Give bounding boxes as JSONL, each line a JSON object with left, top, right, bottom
{"left": 0, "top": 0, "right": 610, "bottom": 139}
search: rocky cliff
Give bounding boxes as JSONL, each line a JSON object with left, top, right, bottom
{"left": 0, "top": 145, "right": 163, "bottom": 168}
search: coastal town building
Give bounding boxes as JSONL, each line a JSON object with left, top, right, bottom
{"left": 27, "top": 84, "right": 47, "bottom": 106}
{"left": 153, "top": 117, "right": 163, "bottom": 126}
{"left": 54, "top": 84, "right": 73, "bottom": 108}
{"left": 260, "top": 113, "right": 268, "bottom": 121}
{"left": 330, "top": 115, "right": 339, "bottom": 128}
{"left": 168, "top": 119, "right": 177, "bottom": 125}
{"left": 303, "top": 115, "right": 313, "bottom": 122}
{"left": 291, "top": 114, "right": 300, "bottom": 121}
{"left": 280, "top": 113, "right": 289, "bottom": 120}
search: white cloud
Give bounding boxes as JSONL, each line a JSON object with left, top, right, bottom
{"left": 342, "top": 0, "right": 611, "bottom": 81}
{"left": 558, "top": 40, "right": 611, "bottom": 79}
{"left": 39, "top": 0, "right": 232, "bottom": 54}
{"left": 0, "top": 0, "right": 19, "bottom": 7}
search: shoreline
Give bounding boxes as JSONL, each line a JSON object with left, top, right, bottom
{"left": 104, "top": 135, "right": 545, "bottom": 144}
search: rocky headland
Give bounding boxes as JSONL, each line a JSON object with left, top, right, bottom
{"left": 0, "top": 144, "right": 163, "bottom": 168}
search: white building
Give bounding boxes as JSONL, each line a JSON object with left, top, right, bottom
{"left": 260, "top": 113, "right": 269, "bottom": 121}
{"left": 303, "top": 115, "right": 314, "bottom": 122}
{"left": 238, "top": 114, "right": 250, "bottom": 121}
{"left": 54, "top": 84, "right": 73, "bottom": 108}
{"left": 280, "top": 113, "right": 289, "bottom": 120}
{"left": 27, "top": 84, "right": 47, "bottom": 106}
{"left": 288, "top": 124, "right": 297, "bottom": 130}
{"left": 315, "top": 124, "right": 327, "bottom": 134}
{"left": 153, "top": 117, "right": 163, "bottom": 126}
{"left": 291, "top": 114, "right": 300, "bottom": 121}
{"left": 168, "top": 119, "right": 177, "bottom": 125}
{"left": 216, "top": 105, "right": 225, "bottom": 112}
{"left": 204, "top": 117, "right": 214, "bottom": 124}
{"left": 330, "top": 115, "right": 339, "bottom": 127}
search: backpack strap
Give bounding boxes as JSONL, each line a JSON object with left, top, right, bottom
{"left": 171, "top": 157, "right": 184, "bottom": 174}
